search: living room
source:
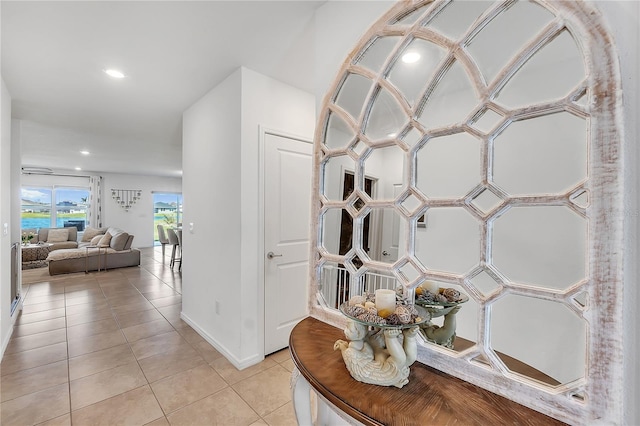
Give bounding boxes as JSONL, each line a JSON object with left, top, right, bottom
{"left": 1, "top": 0, "right": 395, "bottom": 410}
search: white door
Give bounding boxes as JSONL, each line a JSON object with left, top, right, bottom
{"left": 264, "top": 132, "right": 312, "bottom": 354}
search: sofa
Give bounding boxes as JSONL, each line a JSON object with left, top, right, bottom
{"left": 46, "top": 226, "right": 140, "bottom": 275}
{"left": 22, "top": 226, "right": 80, "bottom": 251}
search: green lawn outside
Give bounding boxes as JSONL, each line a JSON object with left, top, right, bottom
{"left": 154, "top": 212, "right": 179, "bottom": 241}
{"left": 22, "top": 212, "right": 86, "bottom": 219}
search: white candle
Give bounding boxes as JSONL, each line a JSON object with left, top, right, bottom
{"left": 422, "top": 281, "right": 439, "bottom": 294}
{"left": 375, "top": 289, "right": 396, "bottom": 312}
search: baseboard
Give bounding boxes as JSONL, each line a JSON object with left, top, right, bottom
{"left": 1, "top": 325, "right": 13, "bottom": 360}
{"left": 179, "top": 312, "right": 264, "bottom": 370}
{"left": 1, "top": 301, "right": 20, "bottom": 361}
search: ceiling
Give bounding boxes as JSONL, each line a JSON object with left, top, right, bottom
{"left": 1, "top": 1, "right": 326, "bottom": 177}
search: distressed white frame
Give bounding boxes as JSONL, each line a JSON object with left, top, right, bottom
{"left": 307, "top": 1, "right": 624, "bottom": 424}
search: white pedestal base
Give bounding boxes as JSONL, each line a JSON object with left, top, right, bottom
{"left": 291, "top": 367, "right": 364, "bottom": 426}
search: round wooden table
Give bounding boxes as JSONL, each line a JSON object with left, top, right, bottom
{"left": 289, "top": 317, "right": 566, "bottom": 425}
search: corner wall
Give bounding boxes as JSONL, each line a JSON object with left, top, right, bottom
{"left": 1, "top": 77, "right": 16, "bottom": 357}
{"left": 238, "top": 67, "right": 315, "bottom": 361}
{"left": 181, "top": 67, "right": 315, "bottom": 367}
{"left": 181, "top": 69, "right": 244, "bottom": 360}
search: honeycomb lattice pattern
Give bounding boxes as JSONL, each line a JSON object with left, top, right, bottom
{"left": 316, "top": 0, "right": 592, "bottom": 391}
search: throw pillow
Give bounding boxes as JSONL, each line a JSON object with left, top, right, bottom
{"left": 123, "top": 235, "right": 134, "bottom": 250}
{"left": 97, "top": 233, "right": 112, "bottom": 247}
{"left": 47, "top": 228, "right": 69, "bottom": 243}
{"left": 110, "top": 232, "right": 129, "bottom": 251}
{"left": 90, "top": 235, "right": 104, "bottom": 245}
{"left": 82, "top": 226, "right": 103, "bottom": 242}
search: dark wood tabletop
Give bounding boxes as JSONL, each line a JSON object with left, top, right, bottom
{"left": 290, "top": 317, "right": 566, "bottom": 426}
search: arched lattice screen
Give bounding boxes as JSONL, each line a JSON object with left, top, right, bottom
{"left": 309, "top": 1, "right": 624, "bottom": 424}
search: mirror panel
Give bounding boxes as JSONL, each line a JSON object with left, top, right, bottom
{"left": 355, "top": 36, "right": 401, "bottom": 71}
{"left": 417, "top": 60, "right": 478, "bottom": 129}
{"left": 335, "top": 73, "right": 374, "bottom": 122}
{"left": 423, "top": 1, "right": 494, "bottom": 41}
{"left": 493, "top": 112, "right": 587, "bottom": 196}
{"left": 467, "top": 269, "right": 502, "bottom": 298}
{"left": 321, "top": 154, "right": 357, "bottom": 202}
{"left": 491, "top": 294, "right": 587, "bottom": 386}
{"left": 392, "top": 5, "right": 430, "bottom": 26}
{"left": 415, "top": 207, "right": 480, "bottom": 275}
{"left": 350, "top": 139, "right": 368, "bottom": 158}
{"left": 387, "top": 38, "right": 446, "bottom": 106}
{"left": 496, "top": 30, "right": 585, "bottom": 108}
{"left": 466, "top": 1, "right": 555, "bottom": 84}
{"left": 420, "top": 281, "right": 479, "bottom": 349}
{"left": 397, "top": 260, "right": 422, "bottom": 285}
{"left": 400, "top": 126, "right": 424, "bottom": 148}
{"left": 323, "top": 112, "right": 355, "bottom": 150}
{"left": 469, "top": 187, "right": 504, "bottom": 215}
{"left": 469, "top": 108, "right": 505, "bottom": 134}
{"left": 319, "top": 261, "right": 348, "bottom": 309}
{"left": 363, "top": 207, "right": 406, "bottom": 263}
{"left": 363, "top": 145, "right": 404, "bottom": 201}
{"left": 492, "top": 206, "right": 587, "bottom": 290}
{"left": 398, "top": 192, "right": 423, "bottom": 215}
{"left": 321, "top": 208, "right": 348, "bottom": 256}
{"left": 364, "top": 86, "right": 408, "bottom": 140}
{"left": 416, "top": 132, "right": 481, "bottom": 199}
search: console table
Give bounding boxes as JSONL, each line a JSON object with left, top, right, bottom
{"left": 289, "top": 317, "right": 565, "bottom": 425}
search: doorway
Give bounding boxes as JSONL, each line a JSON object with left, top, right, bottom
{"left": 263, "top": 131, "right": 313, "bottom": 355}
{"left": 153, "top": 192, "right": 183, "bottom": 244}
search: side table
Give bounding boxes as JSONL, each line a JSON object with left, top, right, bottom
{"left": 85, "top": 245, "right": 108, "bottom": 273}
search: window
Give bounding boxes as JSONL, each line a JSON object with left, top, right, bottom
{"left": 153, "top": 192, "right": 183, "bottom": 242}
{"left": 21, "top": 186, "right": 90, "bottom": 231}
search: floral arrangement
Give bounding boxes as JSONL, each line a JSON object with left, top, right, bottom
{"left": 21, "top": 231, "right": 36, "bottom": 245}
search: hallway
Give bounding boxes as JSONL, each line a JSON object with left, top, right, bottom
{"left": 1, "top": 247, "right": 296, "bottom": 425}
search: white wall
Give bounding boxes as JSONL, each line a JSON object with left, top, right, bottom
{"left": 182, "top": 69, "right": 243, "bottom": 359}
{"left": 100, "top": 172, "right": 181, "bottom": 247}
{"left": 181, "top": 67, "right": 315, "bottom": 367}
{"left": 1, "top": 77, "right": 16, "bottom": 356}
{"left": 19, "top": 171, "right": 181, "bottom": 248}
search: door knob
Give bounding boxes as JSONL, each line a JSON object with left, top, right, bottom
{"left": 382, "top": 250, "right": 390, "bottom": 256}
{"left": 267, "top": 251, "right": 283, "bottom": 259}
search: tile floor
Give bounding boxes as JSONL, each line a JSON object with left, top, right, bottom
{"left": 1, "top": 247, "right": 297, "bottom": 426}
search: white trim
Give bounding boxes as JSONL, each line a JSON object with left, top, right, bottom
{"left": 1, "top": 299, "right": 20, "bottom": 360}
{"left": 180, "top": 311, "right": 262, "bottom": 370}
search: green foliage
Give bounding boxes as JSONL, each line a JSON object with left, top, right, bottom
{"left": 162, "top": 213, "right": 176, "bottom": 225}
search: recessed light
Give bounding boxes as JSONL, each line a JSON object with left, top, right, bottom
{"left": 75, "top": 167, "right": 82, "bottom": 171}
{"left": 402, "top": 52, "right": 421, "bottom": 63}
{"left": 80, "top": 150, "right": 90, "bottom": 155}
{"left": 104, "top": 69, "right": 125, "bottom": 79}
